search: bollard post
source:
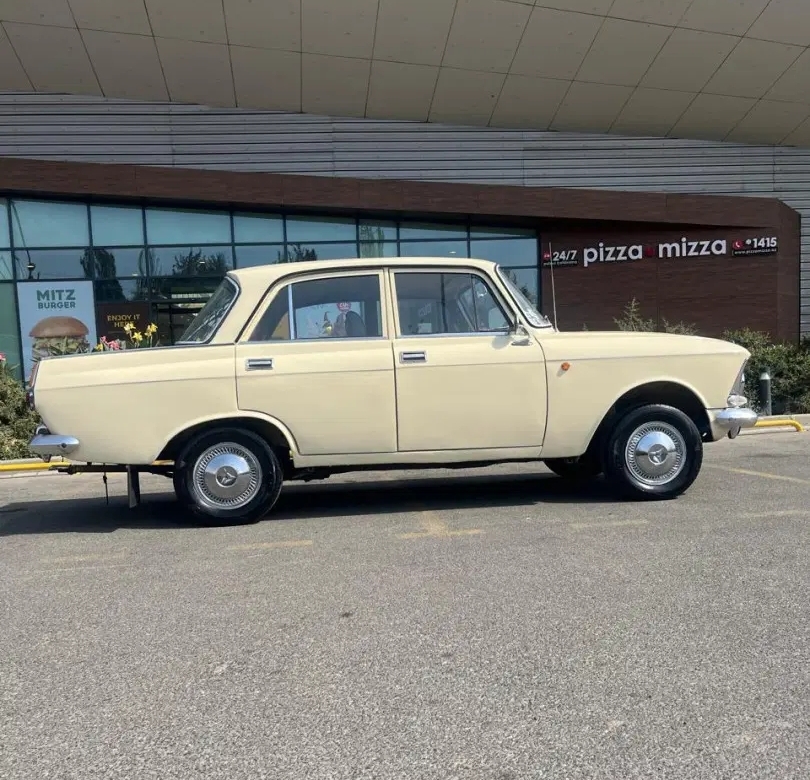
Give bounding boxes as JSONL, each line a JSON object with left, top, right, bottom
{"left": 759, "top": 368, "right": 772, "bottom": 417}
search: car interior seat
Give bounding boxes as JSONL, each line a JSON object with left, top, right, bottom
{"left": 344, "top": 310, "right": 366, "bottom": 337}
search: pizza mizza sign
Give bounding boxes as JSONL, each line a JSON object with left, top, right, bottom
{"left": 543, "top": 235, "right": 778, "bottom": 268}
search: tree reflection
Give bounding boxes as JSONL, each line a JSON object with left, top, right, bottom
{"left": 282, "top": 244, "right": 318, "bottom": 262}
{"left": 172, "top": 249, "right": 229, "bottom": 276}
{"left": 81, "top": 249, "right": 125, "bottom": 301}
{"left": 359, "top": 225, "right": 385, "bottom": 257}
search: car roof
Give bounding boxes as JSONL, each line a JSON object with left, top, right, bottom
{"left": 227, "top": 255, "right": 500, "bottom": 287}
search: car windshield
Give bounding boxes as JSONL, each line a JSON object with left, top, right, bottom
{"left": 177, "top": 277, "right": 239, "bottom": 344}
{"left": 496, "top": 265, "right": 553, "bottom": 329}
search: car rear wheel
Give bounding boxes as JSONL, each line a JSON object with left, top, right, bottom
{"left": 543, "top": 453, "right": 602, "bottom": 481}
{"left": 173, "top": 427, "right": 284, "bottom": 525}
{"left": 603, "top": 404, "right": 703, "bottom": 500}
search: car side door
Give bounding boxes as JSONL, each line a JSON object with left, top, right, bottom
{"left": 389, "top": 267, "right": 548, "bottom": 452}
{"left": 235, "top": 268, "right": 397, "bottom": 456}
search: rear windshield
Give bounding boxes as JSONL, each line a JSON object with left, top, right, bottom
{"left": 177, "top": 277, "right": 239, "bottom": 344}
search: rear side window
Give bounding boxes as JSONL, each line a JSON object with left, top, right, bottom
{"left": 250, "top": 274, "right": 383, "bottom": 341}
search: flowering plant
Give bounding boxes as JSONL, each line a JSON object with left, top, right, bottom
{"left": 95, "top": 322, "right": 159, "bottom": 351}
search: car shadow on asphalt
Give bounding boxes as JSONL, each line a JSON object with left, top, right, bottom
{"left": 0, "top": 471, "right": 618, "bottom": 536}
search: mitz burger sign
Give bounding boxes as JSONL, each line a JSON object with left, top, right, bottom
{"left": 543, "top": 235, "right": 778, "bottom": 268}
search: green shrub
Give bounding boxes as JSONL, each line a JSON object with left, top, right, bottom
{"left": 614, "top": 298, "right": 698, "bottom": 335}
{"left": 0, "top": 361, "right": 40, "bottom": 460}
{"left": 722, "top": 328, "right": 810, "bottom": 414}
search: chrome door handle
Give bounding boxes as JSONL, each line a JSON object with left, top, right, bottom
{"left": 400, "top": 351, "right": 427, "bottom": 363}
{"left": 246, "top": 358, "right": 274, "bottom": 371}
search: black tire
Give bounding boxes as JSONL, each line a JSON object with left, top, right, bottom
{"left": 173, "top": 426, "right": 284, "bottom": 525}
{"left": 602, "top": 404, "right": 703, "bottom": 501}
{"left": 544, "top": 453, "right": 602, "bottom": 481}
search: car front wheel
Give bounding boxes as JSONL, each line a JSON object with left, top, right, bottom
{"left": 603, "top": 404, "right": 703, "bottom": 500}
{"left": 173, "top": 427, "right": 284, "bottom": 525}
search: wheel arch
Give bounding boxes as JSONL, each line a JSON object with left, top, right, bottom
{"left": 156, "top": 413, "right": 298, "bottom": 473}
{"left": 586, "top": 380, "right": 712, "bottom": 457}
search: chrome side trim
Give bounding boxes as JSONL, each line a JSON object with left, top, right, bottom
{"left": 29, "top": 426, "right": 80, "bottom": 459}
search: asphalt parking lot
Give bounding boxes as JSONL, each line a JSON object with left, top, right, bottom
{"left": 1, "top": 432, "right": 809, "bottom": 780}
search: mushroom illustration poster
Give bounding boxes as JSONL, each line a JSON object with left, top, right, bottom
{"left": 16, "top": 280, "right": 97, "bottom": 381}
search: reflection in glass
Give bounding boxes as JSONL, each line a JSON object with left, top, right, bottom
{"left": 90, "top": 205, "right": 144, "bottom": 246}
{"left": 469, "top": 238, "right": 538, "bottom": 267}
{"left": 233, "top": 213, "right": 283, "bottom": 244}
{"left": 359, "top": 221, "right": 397, "bottom": 241}
{"left": 0, "top": 251, "right": 12, "bottom": 281}
{"left": 498, "top": 267, "right": 539, "bottom": 305}
{"left": 399, "top": 240, "right": 468, "bottom": 258}
{"left": 470, "top": 225, "right": 535, "bottom": 239}
{"left": 150, "top": 246, "right": 234, "bottom": 277}
{"left": 13, "top": 249, "right": 91, "bottom": 280}
{"left": 10, "top": 199, "right": 89, "bottom": 248}
{"left": 0, "top": 199, "right": 9, "bottom": 248}
{"left": 399, "top": 222, "right": 467, "bottom": 240}
{"left": 85, "top": 248, "right": 148, "bottom": 279}
{"left": 0, "top": 282, "right": 21, "bottom": 380}
{"left": 150, "top": 276, "right": 223, "bottom": 302}
{"left": 145, "top": 207, "right": 230, "bottom": 245}
{"left": 283, "top": 243, "right": 358, "bottom": 262}
{"left": 94, "top": 278, "right": 150, "bottom": 303}
{"left": 285, "top": 216, "right": 356, "bottom": 243}
{"left": 359, "top": 241, "right": 397, "bottom": 258}
{"left": 235, "top": 245, "right": 285, "bottom": 269}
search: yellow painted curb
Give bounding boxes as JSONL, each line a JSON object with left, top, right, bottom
{"left": 754, "top": 419, "right": 805, "bottom": 432}
{"left": 0, "top": 461, "right": 61, "bottom": 472}
{"left": 0, "top": 459, "right": 173, "bottom": 473}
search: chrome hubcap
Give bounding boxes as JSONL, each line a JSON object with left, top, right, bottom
{"left": 625, "top": 422, "right": 686, "bottom": 486}
{"left": 191, "top": 443, "right": 262, "bottom": 511}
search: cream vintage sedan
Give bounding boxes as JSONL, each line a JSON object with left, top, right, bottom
{"left": 27, "top": 256, "right": 757, "bottom": 525}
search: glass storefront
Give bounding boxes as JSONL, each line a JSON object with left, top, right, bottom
{"left": 0, "top": 197, "right": 539, "bottom": 380}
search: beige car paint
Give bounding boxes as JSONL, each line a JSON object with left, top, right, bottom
{"left": 30, "top": 256, "right": 751, "bottom": 468}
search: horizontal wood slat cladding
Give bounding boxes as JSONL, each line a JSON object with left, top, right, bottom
{"left": 0, "top": 156, "right": 799, "bottom": 342}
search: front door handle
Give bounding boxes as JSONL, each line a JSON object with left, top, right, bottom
{"left": 400, "top": 351, "right": 427, "bottom": 364}
{"left": 246, "top": 358, "right": 274, "bottom": 371}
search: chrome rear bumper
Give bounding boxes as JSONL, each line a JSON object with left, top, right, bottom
{"left": 713, "top": 407, "right": 759, "bottom": 439}
{"left": 29, "top": 425, "right": 80, "bottom": 461}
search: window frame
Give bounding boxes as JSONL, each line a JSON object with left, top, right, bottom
{"left": 388, "top": 267, "right": 517, "bottom": 339}
{"left": 242, "top": 268, "right": 390, "bottom": 344}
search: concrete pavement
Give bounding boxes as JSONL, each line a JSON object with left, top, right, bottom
{"left": 1, "top": 434, "right": 809, "bottom": 779}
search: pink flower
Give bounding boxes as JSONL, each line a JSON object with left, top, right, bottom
{"left": 0, "top": 352, "right": 5, "bottom": 362}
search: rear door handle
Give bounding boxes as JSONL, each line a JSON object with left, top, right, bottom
{"left": 246, "top": 358, "right": 274, "bottom": 371}
{"left": 400, "top": 351, "right": 427, "bottom": 364}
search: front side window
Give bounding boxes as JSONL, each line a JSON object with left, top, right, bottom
{"left": 250, "top": 274, "right": 383, "bottom": 342}
{"left": 393, "top": 271, "right": 511, "bottom": 336}
{"left": 177, "top": 277, "right": 239, "bottom": 343}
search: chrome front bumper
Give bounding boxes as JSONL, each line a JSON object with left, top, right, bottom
{"left": 29, "top": 425, "right": 80, "bottom": 461}
{"left": 713, "top": 407, "right": 759, "bottom": 439}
